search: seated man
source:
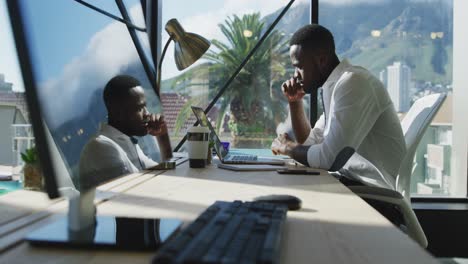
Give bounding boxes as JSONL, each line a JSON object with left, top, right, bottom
{"left": 79, "top": 75, "right": 168, "bottom": 190}
{"left": 271, "top": 24, "right": 406, "bottom": 189}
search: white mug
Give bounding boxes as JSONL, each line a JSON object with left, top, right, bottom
{"left": 187, "top": 126, "right": 210, "bottom": 168}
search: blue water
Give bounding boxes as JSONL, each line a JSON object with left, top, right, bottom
{"left": 0, "top": 181, "right": 21, "bottom": 195}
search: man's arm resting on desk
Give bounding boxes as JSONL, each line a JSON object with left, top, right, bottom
{"left": 272, "top": 135, "right": 354, "bottom": 171}
{"left": 279, "top": 143, "right": 355, "bottom": 171}
{"left": 271, "top": 135, "right": 310, "bottom": 166}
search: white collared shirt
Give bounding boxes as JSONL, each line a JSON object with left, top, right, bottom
{"left": 79, "top": 123, "right": 158, "bottom": 189}
{"left": 304, "top": 59, "right": 406, "bottom": 188}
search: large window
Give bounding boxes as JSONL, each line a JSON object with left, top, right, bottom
{"left": 1, "top": 0, "right": 467, "bottom": 198}
{"left": 321, "top": 0, "right": 459, "bottom": 197}
{"left": 160, "top": 0, "right": 310, "bottom": 151}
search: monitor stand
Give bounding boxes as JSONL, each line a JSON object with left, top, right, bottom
{"left": 25, "top": 188, "right": 182, "bottom": 250}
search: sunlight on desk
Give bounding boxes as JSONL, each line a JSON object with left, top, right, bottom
{"left": 0, "top": 162, "right": 438, "bottom": 264}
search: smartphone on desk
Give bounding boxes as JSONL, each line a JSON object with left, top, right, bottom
{"left": 276, "top": 168, "right": 320, "bottom": 175}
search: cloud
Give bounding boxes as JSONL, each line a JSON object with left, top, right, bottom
{"left": 42, "top": 5, "right": 145, "bottom": 128}
{"left": 180, "top": 0, "right": 297, "bottom": 40}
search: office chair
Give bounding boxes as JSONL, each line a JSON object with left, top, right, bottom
{"left": 349, "top": 93, "right": 446, "bottom": 248}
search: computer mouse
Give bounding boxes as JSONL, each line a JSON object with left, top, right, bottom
{"left": 253, "top": 194, "right": 302, "bottom": 211}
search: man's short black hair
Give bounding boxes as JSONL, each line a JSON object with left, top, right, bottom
{"left": 103, "top": 75, "right": 141, "bottom": 110}
{"left": 289, "top": 24, "right": 335, "bottom": 54}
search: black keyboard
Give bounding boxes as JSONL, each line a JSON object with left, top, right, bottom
{"left": 152, "top": 200, "right": 288, "bottom": 264}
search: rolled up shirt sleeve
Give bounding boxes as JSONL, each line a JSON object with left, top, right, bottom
{"left": 306, "top": 72, "right": 383, "bottom": 170}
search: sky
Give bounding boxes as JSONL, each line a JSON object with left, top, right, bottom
{"left": 0, "top": 0, "right": 123, "bottom": 92}
{"left": 0, "top": 0, "right": 23, "bottom": 91}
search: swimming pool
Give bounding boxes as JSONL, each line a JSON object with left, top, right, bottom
{"left": 0, "top": 181, "right": 21, "bottom": 195}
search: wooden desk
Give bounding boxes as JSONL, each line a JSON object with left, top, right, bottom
{"left": 0, "top": 162, "right": 437, "bottom": 263}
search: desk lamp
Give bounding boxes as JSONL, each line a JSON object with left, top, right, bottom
{"left": 156, "top": 18, "right": 211, "bottom": 94}
{"left": 148, "top": 18, "right": 210, "bottom": 161}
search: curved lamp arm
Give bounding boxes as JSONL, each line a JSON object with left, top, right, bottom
{"left": 156, "top": 35, "right": 174, "bottom": 95}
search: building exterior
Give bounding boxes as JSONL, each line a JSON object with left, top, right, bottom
{"left": 379, "top": 69, "right": 387, "bottom": 89}
{"left": 380, "top": 61, "right": 411, "bottom": 112}
{"left": 0, "top": 74, "right": 13, "bottom": 92}
{"left": 0, "top": 76, "right": 30, "bottom": 166}
{"left": 412, "top": 93, "right": 453, "bottom": 196}
{"left": 160, "top": 93, "right": 198, "bottom": 134}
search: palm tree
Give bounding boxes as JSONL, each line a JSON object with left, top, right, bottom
{"left": 206, "top": 13, "right": 289, "bottom": 147}
{"left": 172, "top": 13, "right": 289, "bottom": 148}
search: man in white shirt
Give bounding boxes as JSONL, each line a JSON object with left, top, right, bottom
{"left": 271, "top": 24, "right": 406, "bottom": 189}
{"left": 79, "top": 75, "right": 168, "bottom": 190}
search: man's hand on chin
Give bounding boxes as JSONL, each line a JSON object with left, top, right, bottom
{"left": 271, "top": 133, "right": 297, "bottom": 156}
{"left": 282, "top": 75, "right": 305, "bottom": 103}
{"left": 147, "top": 114, "right": 168, "bottom": 137}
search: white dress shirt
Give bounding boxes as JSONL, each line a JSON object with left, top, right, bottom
{"left": 79, "top": 123, "right": 158, "bottom": 189}
{"left": 304, "top": 59, "right": 406, "bottom": 188}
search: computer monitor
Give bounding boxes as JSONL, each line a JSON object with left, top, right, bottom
{"left": 7, "top": 0, "right": 181, "bottom": 249}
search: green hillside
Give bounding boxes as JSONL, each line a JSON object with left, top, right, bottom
{"left": 345, "top": 37, "right": 452, "bottom": 85}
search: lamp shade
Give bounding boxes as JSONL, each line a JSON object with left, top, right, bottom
{"left": 165, "top": 19, "right": 211, "bottom": 70}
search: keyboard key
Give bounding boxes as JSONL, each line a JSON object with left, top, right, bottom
{"left": 220, "top": 217, "right": 255, "bottom": 263}
{"left": 202, "top": 215, "right": 242, "bottom": 263}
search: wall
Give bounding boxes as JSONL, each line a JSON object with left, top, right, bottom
{"left": 0, "top": 105, "right": 26, "bottom": 165}
{"left": 451, "top": 0, "right": 468, "bottom": 196}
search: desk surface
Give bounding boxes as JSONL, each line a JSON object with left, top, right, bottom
{"left": 0, "top": 162, "right": 437, "bottom": 264}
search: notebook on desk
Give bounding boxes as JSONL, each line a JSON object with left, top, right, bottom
{"left": 191, "top": 106, "right": 285, "bottom": 165}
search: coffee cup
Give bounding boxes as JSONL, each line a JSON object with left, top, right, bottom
{"left": 187, "top": 126, "right": 210, "bottom": 168}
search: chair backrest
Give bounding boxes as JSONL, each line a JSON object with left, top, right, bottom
{"left": 396, "top": 93, "right": 446, "bottom": 201}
